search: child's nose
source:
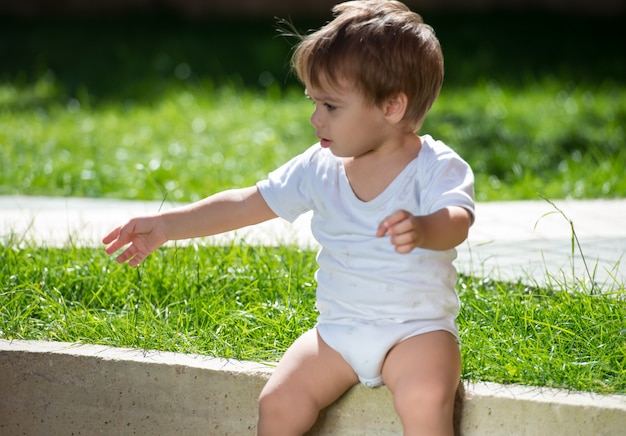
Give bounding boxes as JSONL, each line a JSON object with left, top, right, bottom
{"left": 310, "top": 108, "right": 323, "bottom": 128}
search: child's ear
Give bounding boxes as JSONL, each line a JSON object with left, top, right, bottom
{"left": 383, "top": 93, "right": 408, "bottom": 124}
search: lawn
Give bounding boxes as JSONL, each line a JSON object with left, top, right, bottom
{"left": 2, "top": 243, "right": 624, "bottom": 395}
{"left": 1, "top": 11, "right": 625, "bottom": 395}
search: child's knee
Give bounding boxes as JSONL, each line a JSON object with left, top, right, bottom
{"left": 393, "top": 378, "right": 456, "bottom": 418}
{"left": 258, "top": 384, "right": 319, "bottom": 431}
{"left": 258, "top": 385, "right": 289, "bottom": 418}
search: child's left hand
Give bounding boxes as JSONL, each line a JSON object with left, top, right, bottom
{"left": 376, "top": 210, "right": 423, "bottom": 254}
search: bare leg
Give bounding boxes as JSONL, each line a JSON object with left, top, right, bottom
{"left": 382, "top": 330, "right": 461, "bottom": 436}
{"left": 257, "top": 328, "right": 359, "bottom": 436}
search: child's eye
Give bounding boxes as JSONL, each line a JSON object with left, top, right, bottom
{"left": 305, "top": 94, "right": 337, "bottom": 111}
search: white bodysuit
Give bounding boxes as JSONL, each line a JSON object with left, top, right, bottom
{"left": 257, "top": 135, "right": 475, "bottom": 387}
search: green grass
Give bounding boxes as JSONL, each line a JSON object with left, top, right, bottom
{"left": 1, "top": 243, "right": 317, "bottom": 361}
{"left": 458, "top": 275, "right": 625, "bottom": 394}
{"left": 1, "top": 243, "right": 624, "bottom": 394}
{"left": 428, "top": 79, "right": 626, "bottom": 201}
{"left": 2, "top": 78, "right": 624, "bottom": 202}
{"left": 2, "top": 80, "right": 624, "bottom": 202}
{"left": 0, "top": 83, "right": 312, "bottom": 201}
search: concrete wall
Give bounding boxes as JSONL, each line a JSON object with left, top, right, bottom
{"left": 2, "top": 340, "right": 625, "bottom": 435}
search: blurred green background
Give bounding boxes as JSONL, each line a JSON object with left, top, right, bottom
{"left": 1, "top": 7, "right": 624, "bottom": 201}
{"left": 2, "top": 11, "right": 623, "bottom": 103}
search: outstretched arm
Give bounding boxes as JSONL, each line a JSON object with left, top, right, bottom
{"left": 376, "top": 206, "right": 472, "bottom": 253}
{"left": 103, "top": 186, "right": 277, "bottom": 266}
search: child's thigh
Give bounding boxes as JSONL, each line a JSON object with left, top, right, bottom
{"left": 381, "top": 330, "right": 461, "bottom": 398}
{"left": 261, "top": 328, "right": 359, "bottom": 409}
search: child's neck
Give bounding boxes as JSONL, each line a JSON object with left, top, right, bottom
{"left": 343, "top": 134, "right": 422, "bottom": 202}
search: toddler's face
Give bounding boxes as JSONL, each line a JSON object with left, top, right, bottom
{"left": 305, "top": 79, "right": 393, "bottom": 159}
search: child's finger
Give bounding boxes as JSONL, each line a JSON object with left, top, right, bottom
{"left": 102, "top": 226, "right": 121, "bottom": 245}
{"left": 376, "top": 221, "right": 389, "bottom": 237}
{"left": 105, "top": 240, "right": 126, "bottom": 256}
{"left": 377, "top": 210, "right": 410, "bottom": 237}
{"left": 393, "top": 243, "right": 414, "bottom": 254}
{"left": 103, "top": 227, "right": 132, "bottom": 255}
{"left": 116, "top": 245, "right": 138, "bottom": 265}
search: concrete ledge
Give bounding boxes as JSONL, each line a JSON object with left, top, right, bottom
{"left": 1, "top": 340, "right": 625, "bottom": 435}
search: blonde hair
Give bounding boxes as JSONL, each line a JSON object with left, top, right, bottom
{"left": 291, "top": 0, "right": 443, "bottom": 131}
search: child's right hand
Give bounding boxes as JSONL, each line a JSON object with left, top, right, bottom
{"left": 102, "top": 216, "right": 168, "bottom": 267}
